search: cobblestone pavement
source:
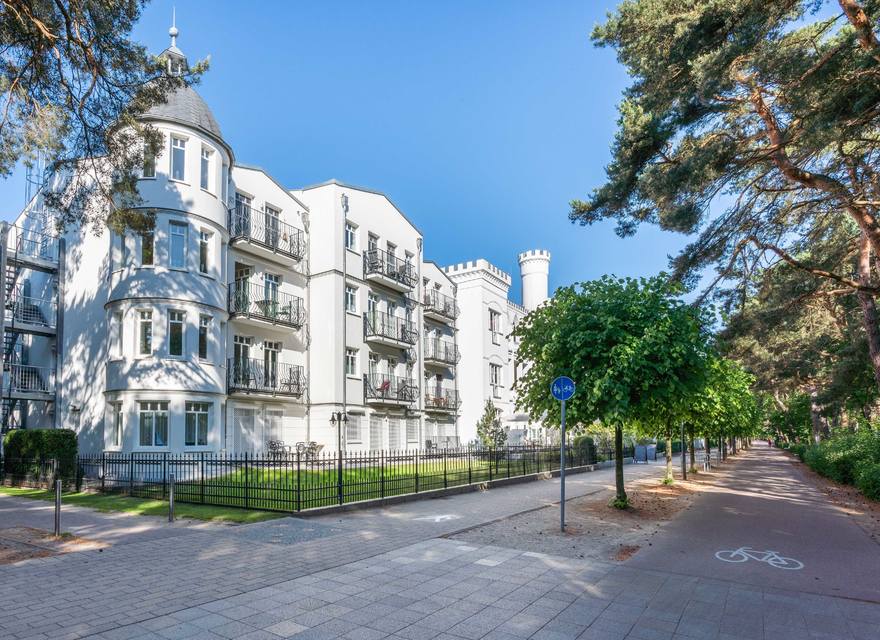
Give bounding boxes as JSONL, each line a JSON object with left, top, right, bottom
{"left": 1, "top": 455, "right": 878, "bottom": 640}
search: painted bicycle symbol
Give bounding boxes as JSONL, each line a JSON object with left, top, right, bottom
{"left": 715, "top": 547, "right": 803, "bottom": 570}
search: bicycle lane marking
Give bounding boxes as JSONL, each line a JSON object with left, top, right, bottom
{"left": 715, "top": 547, "right": 804, "bottom": 570}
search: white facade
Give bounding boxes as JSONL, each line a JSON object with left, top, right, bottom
{"left": 2, "top": 27, "right": 551, "bottom": 454}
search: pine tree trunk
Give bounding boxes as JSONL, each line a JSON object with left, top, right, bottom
{"left": 689, "top": 437, "right": 696, "bottom": 472}
{"left": 614, "top": 424, "right": 627, "bottom": 505}
{"left": 810, "top": 388, "right": 823, "bottom": 444}
{"left": 856, "top": 233, "right": 880, "bottom": 391}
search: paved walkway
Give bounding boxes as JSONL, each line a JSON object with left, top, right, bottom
{"left": 0, "top": 450, "right": 878, "bottom": 640}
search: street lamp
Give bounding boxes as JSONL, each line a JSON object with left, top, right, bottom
{"left": 330, "top": 411, "right": 348, "bottom": 504}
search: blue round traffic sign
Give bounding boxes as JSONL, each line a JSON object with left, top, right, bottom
{"left": 551, "top": 376, "right": 575, "bottom": 401}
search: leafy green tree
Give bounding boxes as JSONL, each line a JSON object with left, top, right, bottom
{"left": 573, "top": 0, "right": 880, "bottom": 388}
{"left": 1, "top": 0, "right": 205, "bottom": 232}
{"left": 513, "top": 275, "right": 708, "bottom": 507}
{"left": 476, "top": 399, "right": 506, "bottom": 448}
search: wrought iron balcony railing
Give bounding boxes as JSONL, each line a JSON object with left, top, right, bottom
{"left": 423, "top": 289, "right": 459, "bottom": 321}
{"left": 228, "top": 281, "right": 306, "bottom": 328}
{"left": 229, "top": 204, "right": 306, "bottom": 262}
{"left": 364, "top": 311, "right": 418, "bottom": 345}
{"left": 364, "top": 373, "right": 418, "bottom": 404}
{"left": 425, "top": 387, "right": 461, "bottom": 412}
{"left": 424, "top": 337, "right": 460, "bottom": 365}
{"left": 227, "top": 358, "right": 305, "bottom": 397}
{"left": 363, "top": 248, "right": 417, "bottom": 290}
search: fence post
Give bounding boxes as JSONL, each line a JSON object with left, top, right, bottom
{"left": 522, "top": 447, "right": 526, "bottom": 477}
{"left": 200, "top": 452, "right": 206, "bottom": 505}
{"left": 468, "top": 446, "right": 472, "bottom": 485}
{"left": 488, "top": 448, "right": 493, "bottom": 482}
{"left": 168, "top": 472, "right": 175, "bottom": 523}
{"left": 381, "top": 449, "right": 386, "bottom": 498}
{"left": 162, "top": 452, "right": 168, "bottom": 500}
{"left": 101, "top": 452, "right": 106, "bottom": 493}
{"left": 414, "top": 449, "right": 420, "bottom": 494}
{"left": 54, "top": 478, "right": 61, "bottom": 536}
{"left": 244, "top": 452, "right": 250, "bottom": 509}
{"left": 128, "top": 454, "right": 134, "bottom": 496}
{"left": 506, "top": 446, "right": 511, "bottom": 479}
{"left": 443, "top": 449, "right": 448, "bottom": 489}
{"left": 296, "top": 450, "right": 301, "bottom": 512}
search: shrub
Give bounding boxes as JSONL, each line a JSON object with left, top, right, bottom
{"left": 3, "top": 429, "right": 78, "bottom": 480}
{"left": 856, "top": 462, "right": 880, "bottom": 501}
{"left": 788, "top": 443, "right": 807, "bottom": 461}
{"left": 572, "top": 435, "right": 596, "bottom": 462}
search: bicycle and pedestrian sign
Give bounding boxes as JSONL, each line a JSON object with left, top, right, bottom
{"left": 551, "top": 376, "right": 576, "bottom": 532}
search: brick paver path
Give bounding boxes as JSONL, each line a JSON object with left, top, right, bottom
{"left": 1, "top": 453, "right": 877, "bottom": 640}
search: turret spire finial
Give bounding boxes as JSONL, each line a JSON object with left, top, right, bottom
{"left": 169, "top": 7, "right": 179, "bottom": 47}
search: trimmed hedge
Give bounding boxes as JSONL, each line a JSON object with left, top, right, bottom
{"left": 797, "top": 430, "right": 880, "bottom": 501}
{"left": 2, "top": 429, "right": 78, "bottom": 480}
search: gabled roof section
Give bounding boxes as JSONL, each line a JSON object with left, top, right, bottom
{"left": 234, "top": 163, "right": 309, "bottom": 211}
{"left": 295, "top": 179, "right": 422, "bottom": 236}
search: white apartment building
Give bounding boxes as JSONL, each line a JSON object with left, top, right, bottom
{"left": 1, "top": 26, "right": 548, "bottom": 454}
{"left": 444, "top": 250, "right": 551, "bottom": 445}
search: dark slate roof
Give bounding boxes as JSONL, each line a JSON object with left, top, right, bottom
{"left": 143, "top": 85, "right": 223, "bottom": 141}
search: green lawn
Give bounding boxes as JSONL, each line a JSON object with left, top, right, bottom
{"left": 0, "top": 486, "right": 282, "bottom": 523}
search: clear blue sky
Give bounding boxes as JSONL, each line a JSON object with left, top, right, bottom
{"left": 1, "top": 0, "right": 692, "bottom": 304}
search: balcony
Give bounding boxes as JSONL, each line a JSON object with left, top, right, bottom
{"left": 228, "top": 204, "right": 306, "bottom": 265}
{"left": 425, "top": 387, "right": 460, "bottom": 413}
{"left": 5, "top": 292, "right": 56, "bottom": 336}
{"left": 363, "top": 248, "right": 417, "bottom": 292}
{"left": 364, "top": 373, "right": 418, "bottom": 406}
{"left": 364, "top": 311, "right": 418, "bottom": 347}
{"left": 227, "top": 358, "right": 306, "bottom": 398}
{"left": 3, "top": 363, "right": 55, "bottom": 400}
{"left": 229, "top": 281, "right": 306, "bottom": 330}
{"left": 424, "top": 337, "right": 460, "bottom": 367}
{"left": 423, "top": 289, "right": 458, "bottom": 323}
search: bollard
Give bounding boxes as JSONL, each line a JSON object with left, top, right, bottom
{"left": 168, "top": 472, "right": 175, "bottom": 523}
{"left": 54, "top": 479, "right": 61, "bottom": 537}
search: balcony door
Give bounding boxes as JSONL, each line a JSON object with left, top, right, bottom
{"left": 264, "top": 205, "right": 280, "bottom": 249}
{"left": 263, "top": 273, "right": 280, "bottom": 318}
{"left": 235, "top": 193, "right": 252, "bottom": 236}
{"left": 233, "top": 335, "right": 252, "bottom": 384}
{"left": 263, "top": 341, "right": 280, "bottom": 388}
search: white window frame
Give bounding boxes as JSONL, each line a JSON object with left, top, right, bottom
{"left": 198, "top": 230, "right": 211, "bottom": 275}
{"left": 138, "top": 310, "right": 153, "bottom": 356}
{"left": 170, "top": 135, "right": 186, "bottom": 182}
{"left": 198, "top": 315, "right": 211, "bottom": 360}
{"left": 344, "top": 221, "right": 357, "bottom": 251}
{"left": 345, "top": 285, "right": 357, "bottom": 313}
{"left": 185, "top": 401, "right": 210, "bottom": 447}
{"left": 346, "top": 415, "right": 362, "bottom": 443}
{"left": 142, "top": 142, "right": 156, "bottom": 179}
{"left": 112, "top": 311, "right": 124, "bottom": 359}
{"left": 168, "top": 310, "right": 185, "bottom": 358}
{"left": 138, "top": 401, "right": 169, "bottom": 447}
{"left": 140, "top": 231, "right": 154, "bottom": 266}
{"left": 200, "top": 147, "right": 213, "bottom": 192}
{"left": 345, "top": 348, "right": 358, "bottom": 377}
{"left": 111, "top": 402, "right": 123, "bottom": 447}
{"left": 169, "top": 221, "right": 187, "bottom": 269}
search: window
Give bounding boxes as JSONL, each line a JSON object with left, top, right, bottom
{"left": 112, "top": 311, "right": 124, "bottom": 358}
{"left": 387, "top": 242, "right": 396, "bottom": 260}
{"left": 345, "top": 222, "right": 357, "bottom": 250}
{"left": 139, "top": 401, "right": 168, "bottom": 447}
{"left": 199, "top": 230, "right": 210, "bottom": 274}
{"left": 171, "top": 136, "right": 186, "bottom": 181}
{"left": 138, "top": 311, "right": 153, "bottom": 355}
{"left": 490, "top": 364, "right": 502, "bottom": 397}
{"left": 200, "top": 147, "right": 212, "bottom": 191}
{"left": 346, "top": 416, "right": 362, "bottom": 443}
{"left": 185, "top": 402, "right": 210, "bottom": 446}
{"left": 112, "top": 403, "right": 123, "bottom": 447}
{"left": 368, "top": 353, "right": 379, "bottom": 376}
{"left": 489, "top": 309, "right": 501, "bottom": 333}
{"left": 110, "top": 233, "right": 122, "bottom": 272}
{"left": 122, "top": 234, "right": 130, "bottom": 266}
{"left": 367, "top": 293, "right": 378, "bottom": 315}
{"left": 345, "top": 348, "right": 358, "bottom": 376}
{"left": 406, "top": 418, "right": 418, "bottom": 444}
{"left": 170, "top": 221, "right": 187, "bottom": 269}
{"left": 345, "top": 285, "right": 357, "bottom": 313}
{"left": 368, "top": 233, "right": 378, "bottom": 253}
{"left": 142, "top": 143, "right": 156, "bottom": 178}
{"left": 141, "top": 232, "right": 154, "bottom": 266}
{"left": 221, "top": 163, "right": 229, "bottom": 205}
{"left": 198, "top": 315, "right": 210, "bottom": 360}
{"left": 168, "top": 311, "right": 185, "bottom": 357}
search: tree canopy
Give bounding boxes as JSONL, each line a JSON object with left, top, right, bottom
{"left": 1, "top": 0, "right": 205, "bottom": 232}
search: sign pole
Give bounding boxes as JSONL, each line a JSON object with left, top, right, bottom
{"left": 560, "top": 399, "right": 566, "bottom": 533}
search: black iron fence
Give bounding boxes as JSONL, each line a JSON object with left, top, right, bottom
{"left": 1, "top": 445, "right": 634, "bottom": 512}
